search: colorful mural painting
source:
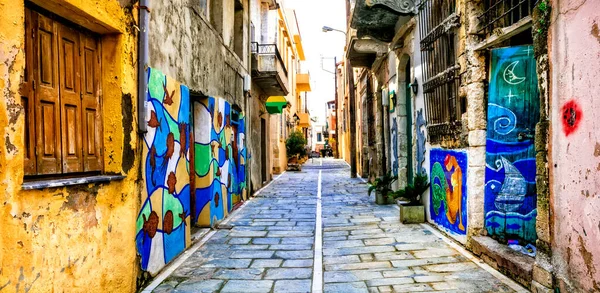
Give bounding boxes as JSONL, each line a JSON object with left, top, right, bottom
{"left": 136, "top": 68, "right": 192, "bottom": 275}
{"left": 485, "top": 45, "right": 539, "bottom": 244}
{"left": 193, "top": 97, "right": 247, "bottom": 227}
{"left": 430, "top": 149, "right": 468, "bottom": 235}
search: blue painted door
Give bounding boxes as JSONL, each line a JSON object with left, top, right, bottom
{"left": 484, "top": 45, "right": 539, "bottom": 244}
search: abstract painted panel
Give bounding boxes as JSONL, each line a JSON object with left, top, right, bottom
{"left": 430, "top": 149, "right": 468, "bottom": 235}
{"left": 136, "top": 68, "right": 191, "bottom": 275}
{"left": 485, "top": 45, "right": 539, "bottom": 244}
{"left": 193, "top": 96, "right": 247, "bottom": 227}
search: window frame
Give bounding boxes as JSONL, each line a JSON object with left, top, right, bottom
{"left": 21, "top": 5, "right": 104, "bottom": 178}
{"left": 418, "top": 0, "right": 463, "bottom": 144}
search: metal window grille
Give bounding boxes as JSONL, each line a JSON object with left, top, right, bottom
{"left": 418, "top": 0, "right": 462, "bottom": 142}
{"left": 478, "top": 0, "right": 537, "bottom": 35}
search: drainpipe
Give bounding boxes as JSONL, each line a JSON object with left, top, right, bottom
{"left": 138, "top": 0, "right": 150, "bottom": 133}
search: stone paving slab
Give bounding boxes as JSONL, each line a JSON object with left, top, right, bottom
{"left": 150, "top": 159, "right": 522, "bottom": 293}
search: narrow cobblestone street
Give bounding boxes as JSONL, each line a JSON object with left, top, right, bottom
{"left": 150, "top": 159, "right": 526, "bottom": 293}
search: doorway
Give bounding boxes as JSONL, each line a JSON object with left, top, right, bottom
{"left": 484, "top": 45, "right": 539, "bottom": 244}
{"left": 405, "top": 59, "right": 413, "bottom": 183}
{"left": 261, "top": 118, "right": 267, "bottom": 183}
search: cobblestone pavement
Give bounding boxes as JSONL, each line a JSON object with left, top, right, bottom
{"left": 151, "top": 158, "right": 522, "bottom": 293}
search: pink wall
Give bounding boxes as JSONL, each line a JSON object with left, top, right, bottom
{"left": 549, "top": 0, "right": 600, "bottom": 291}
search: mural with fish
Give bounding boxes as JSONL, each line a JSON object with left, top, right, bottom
{"left": 430, "top": 149, "right": 468, "bottom": 235}
{"left": 485, "top": 45, "right": 539, "bottom": 244}
{"left": 193, "top": 96, "right": 247, "bottom": 227}
{"left": 136, "top": 68, "right": 192, "bottom": 275}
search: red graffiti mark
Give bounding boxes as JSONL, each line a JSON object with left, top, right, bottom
{"left": 561, "top": 100, "right": 582, "bottom": 136}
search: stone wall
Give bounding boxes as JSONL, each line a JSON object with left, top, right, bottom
{"left": 459, "top": 0, "right": 487, "bottom": 245}
{"left": 148, "top": 0, "right": 248, "bottom": 107}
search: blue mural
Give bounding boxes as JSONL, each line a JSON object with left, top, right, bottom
{"left": 485, "top": 45, "right": 539, "bottom": 244}
{"left": 193, "top": 97, "right": 247, "bottom": 227}
{"left": 137, "top": 68, "right": 192, "bottom": 275}
{"left": 430, "top": 149, "right": 468, "bottom": 235}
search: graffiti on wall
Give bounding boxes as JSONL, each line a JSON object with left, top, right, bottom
{"left": 136, "top": 68, "right": 191, "bottom": 275}
{"left": 430, "top": 149, "right": 468, "bottom": 235}
{"left": 485, "top": 46, "right": 539, "bottom": 244}
{"left": 391, "top": 117, "right": 398, "bottom": 176}
{"left": 194, "top": 97, "right": 247, "bottom": 227}
{"left": 561, "top": 99, "right": 582, "bottom": 136}
{"left": 389, "top": 90, "right": 396, "bottom": 113}
{"left": 416, "top": 109, "right": 426, "bottom": 175}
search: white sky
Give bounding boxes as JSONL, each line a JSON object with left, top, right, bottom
{"left": 284, "top": 0, "right": 347, "bottom": 124}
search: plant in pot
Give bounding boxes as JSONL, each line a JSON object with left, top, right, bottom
{"left": 392, "top": 174, "right": 430, "bottom": 223}
{"left": 368, "top": 173, "right": 398, "bottom": 205}
{"left": 286, "top": 130, "right": 306, "bottom": 171}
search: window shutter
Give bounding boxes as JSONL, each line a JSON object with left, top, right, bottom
{"left": 21, "top": 8, "right": 36, "bottom": 175}
{"left": 58, "top": 22, "right": 83, "bottom": 173}
{"left": 80, "top": 33, "right": 103, "bottom": 172}
{"left": 35, "top": 13, "right": 62, "bottom": 174}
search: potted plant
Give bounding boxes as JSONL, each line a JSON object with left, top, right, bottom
{"left": 368, "top": 173, "right": 398, "bottom": 205}
{"left": 286, "top": 130, "right": 306, "bottom": 171}
{"left": 392, "top": 174, "right": 430, "bottom": 223}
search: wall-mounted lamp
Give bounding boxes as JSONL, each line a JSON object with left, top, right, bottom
{"left": 409, "top": 78, "right": 419, "bottom": 95}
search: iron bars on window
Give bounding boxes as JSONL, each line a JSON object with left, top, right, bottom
{"left": 478, "top": 0, "right": 537, "bottom": 35}
{"left": 418, "top": 0, "right": 462, "bottom": 142}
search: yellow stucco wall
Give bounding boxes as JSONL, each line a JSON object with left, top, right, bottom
{"left": 0, "top": 1, "right": 140, "bottom": 292}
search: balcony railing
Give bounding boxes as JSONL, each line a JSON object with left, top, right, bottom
{"left": 251, "top": 42, "right": 287, "bottom": 76}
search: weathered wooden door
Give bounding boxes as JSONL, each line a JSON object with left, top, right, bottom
{"left": 484, "top": 45, "right": 539, "bottom": 244}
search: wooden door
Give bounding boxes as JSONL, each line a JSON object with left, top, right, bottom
{"left": 484, "top": 45, "right": 539, "bottom": 244}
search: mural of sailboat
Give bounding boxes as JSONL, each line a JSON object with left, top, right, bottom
{"left": 494, "top": 156, "right": 527, "bottom": 212}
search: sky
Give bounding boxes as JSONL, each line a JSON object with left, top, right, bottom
{"left": 284, "top": 0, "right": 347, "bottom": 124}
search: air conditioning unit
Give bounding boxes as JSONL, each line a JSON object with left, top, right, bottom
{"left": 244, "top": 74, "right": 251, "bottom": 92}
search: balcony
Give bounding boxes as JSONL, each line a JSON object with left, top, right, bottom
{"left": 297, "top": 112, "right": 310, "bottom": 128}
{"left": 296, "top": 73, "right": 311, "bottom": 92}
{"left": 251, "top": 42, "right": 289, "bottom": 96}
